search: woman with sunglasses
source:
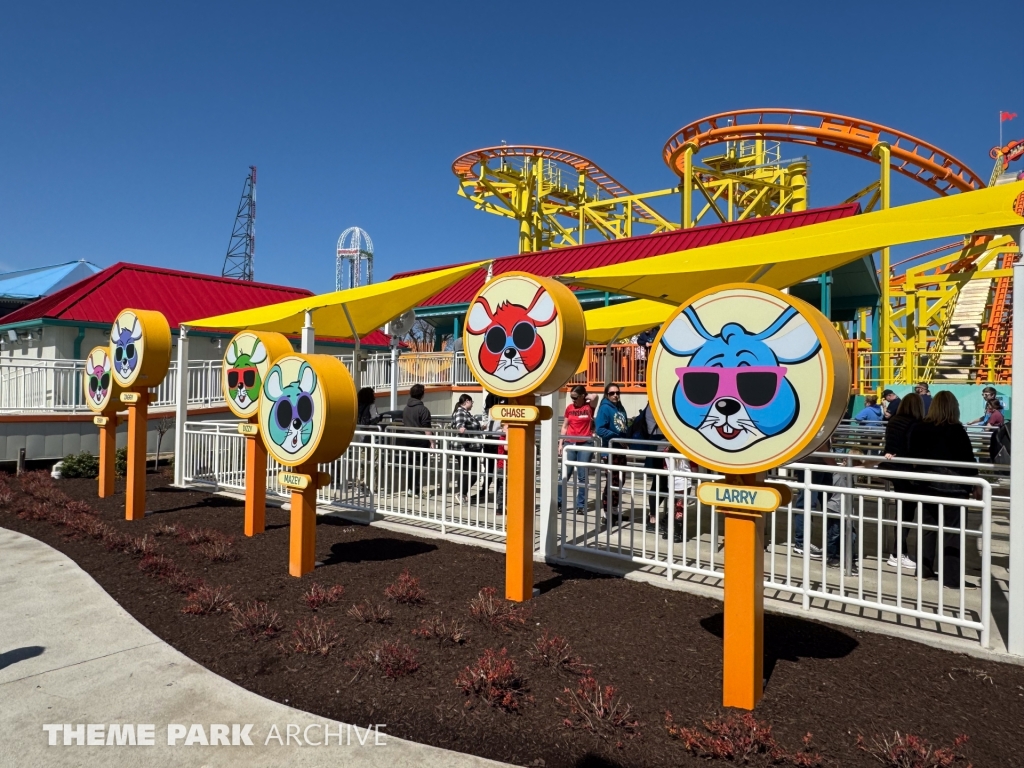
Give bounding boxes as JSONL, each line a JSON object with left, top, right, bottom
{"left": 558, "top": 385, "right": 595, "bottom": 515}
{"left": 595, "top": 383, "right": 629, "bottom": 522}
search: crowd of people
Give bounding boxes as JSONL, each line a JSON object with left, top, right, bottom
{"left": 376, "top": 371, "right": 1007, "bottom": 593}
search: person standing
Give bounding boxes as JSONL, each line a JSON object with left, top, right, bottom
{"left": 401, "top": 383, "right": 433, "bottom": 495}
{"left": 906, "top": 391, "right": 978, "bottom": 589}
{"left": 881, "top": 392, "right": 925, "bottom": 572}
{"left": 882, "top": 389, "right": 901, "bottom": 420}
{"left": 853, "top": 394, "right": 884, "bottom": 423}
{"left": 985, "top": 400, "right": 1005, "bottom": 429}
{"left": 451, "top": 393, "right": 482, "bottom": 503}
{"left": 968, "top": 387, "right": 1001, "bottom": 425}
{"left": 914, "top": 382, "right": 932, "bottom": 415}
{"left": 558, "top": 385, "right": 596, "bottom": 515}
{"left": 595, "top": 383, "right": 629, "bottom": 520}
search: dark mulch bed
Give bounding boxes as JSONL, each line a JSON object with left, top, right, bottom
{"left": 3, "top": 470, "right": 1023, "bottom": 767}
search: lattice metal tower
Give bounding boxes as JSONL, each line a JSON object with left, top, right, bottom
{"left": 222, "top": 166, "right": 257, "bottom": 281}
{"left": 336, "top": 227, "right": 373, "bottom": 291}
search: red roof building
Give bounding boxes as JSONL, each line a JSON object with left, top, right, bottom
{"left": 396, "top": 204, "right": 862, "bottom": 341}
{"left": 0, "top": 262, "right": 388, "bottom": 360}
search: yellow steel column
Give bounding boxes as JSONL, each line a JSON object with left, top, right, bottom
{"left": 578, "top": 170, "right": 587, "bottom": 245}
{"left": 682, "top": 143, "right": 696, "bottom": 229}
{"left": 789, "top": 161, "right": 808, "bottom": 212}
{"left": 873, "top": 142, "right": 892, "bottom": 385}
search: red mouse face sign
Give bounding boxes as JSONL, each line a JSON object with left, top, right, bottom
{"left": 462, "top": 272, "right": 586, "bottom": 398}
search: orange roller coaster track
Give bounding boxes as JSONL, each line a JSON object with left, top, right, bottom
{"left": 663, "top": 109, "right": 985, "bottom": 196}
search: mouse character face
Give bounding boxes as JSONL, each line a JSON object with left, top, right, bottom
{"left": 110, "top": 315, "right": 142, "bottom": 379}
{"left": 225, "top": 339, "right": 267, "bottom": 410}
{"left": 86, "top": 349, "right": 111, "bottom": 406}
{"left": 660, "top": 305, "right": 820, "bottom": 452}
{"left": 465, "top": 286, "right": 557, "bottom": 383}
{"left": 263, "top": 362, "right": 316, "bottom": 454}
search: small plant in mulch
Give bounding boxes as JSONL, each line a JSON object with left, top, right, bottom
{"left": 558, "top": 671, "right": 641, "bottom": 744}
{"left": 455, "top": 648, "right": 532, "bottom": 712}
{"left": 347, "top": 599, "right": 392, "bottom": 624}
{"left": 179, "top": 526, "right": 232, "bottom": 546}
{"left": 288, "top": 616, "right": 340, "bottom": 656}
{"left": 348, "top": 640, "right": 420, "bottom": 679}
{"left": 230, "top": 601, "right": 281, "bottom": 641}
{"left": 19, "top": 471, "right": 60, "bottom": 500}
{"left": 468, "top": 587, "right": 530, "bottom": 632}
{"left": 198, "top": 539, "right": 237, "bottom": 562}
{"left": 102, "top": 531, "right": 130, "bottom": 552}
{"left": 138, "top": 553, "right": 180, "bottom": 579}
{"left": 857, "top": 732, "right": 971, "bottom": 768}
{"left": 154, "top": 522, "right": 184, "bottom": 538}
{"left": 303, "top": 583, "right": 346, "bottom": 611}
{"left": 411, "top": 613, "right": 470, "bottom": 646}
{"left": 384, "top": 569, "right": 428, "bottom": 604}
{"left": 124, "top": 534, "right": 157, "bottom": 558}
{"left": 181, "top": 585, "right": 235, "bottom": 615}
{"left": 0, "top": 475, "right": 14, "bottom": 508}
{"left": 666, "top": 712, "right": 821, "bottom": 766}
{"left": 527, "top": 630, "right": 588, "bottom": 674}
{"left": 166, "top": 571, "right": 205, "bottom": 595}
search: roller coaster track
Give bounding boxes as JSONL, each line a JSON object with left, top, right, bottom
{"left": 990, "top": 139, "right": 1024, "bottom": 185}
{"left": 451, "top": 145, "right": 658, "bottom": 219}
{"left": 663, "top": 109, "right": 985, "bottom": 196}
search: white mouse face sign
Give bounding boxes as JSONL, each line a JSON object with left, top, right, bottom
{"left": 84, "top": 347, "right": 117, "bottom": 414}
{"left": 110, "top": 311, "right": 144, "bottom": 386}
{"left": 649, "top": 284, "right": 849, "bottom": 475}
{"left": 462, "top": 272, "right": 586, "bottom": 398}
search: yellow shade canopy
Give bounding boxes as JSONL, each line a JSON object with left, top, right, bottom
{"left": 186, "top": 261, "right": 487, "bottom": 338}
{"left": 583, "top": 300, "right": 674, "bottom": 344}
{"left": 561, "top": 182, "right": 1024, "bottom": 304}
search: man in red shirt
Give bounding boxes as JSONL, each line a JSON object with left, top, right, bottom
{"left": 559, "top": 385, "right": 596, "bottom": 514}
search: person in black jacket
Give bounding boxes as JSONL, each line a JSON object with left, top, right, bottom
{"left": 881, "top": 392, "right": 925, "bottom": 571}
{"left": 401, "top": 384, "right": 433, "bottom": 495}
{"left": 906, "top": 391, "right": 978, "bottom": 589}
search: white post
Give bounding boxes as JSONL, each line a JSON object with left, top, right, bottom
{"left": 537, "top": 391, "right": 560, "bottom": 559}
{"left": 389, "top": 337, "right": 400, "bottom": 412}
{"left": 301, "top": 310, "right": 315, "bottom": 354}
{"left": 1009, "top": 257, "right": 1024, "bottom": 655}
{"left": 173, "top": 325, "right": 190, "bottom": 487}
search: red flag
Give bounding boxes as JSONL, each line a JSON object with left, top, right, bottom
{"left": 1000, "top": 111, "right": 1018, "bottom": 121}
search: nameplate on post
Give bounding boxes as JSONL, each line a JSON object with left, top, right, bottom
{"left": 120, "top": 392, "right": 143, "bottom": 404}
{"left": 238, "top": 423, "right": 259, "bottom": 436}
{"left": 279, "top": 472, "right": 312, "bottom": 491}
{"left": 93, "top": 416, "right": 109, "bottom": 426}
{"left": 490, "top": 405, "right": 553, "bottom": 423}
{"left": 697, "top": 483, "right": 781, "bottom": 513}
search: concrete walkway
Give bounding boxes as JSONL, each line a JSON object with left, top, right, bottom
{"left": 0, "top": 527, "right": 509, "bottom": 768}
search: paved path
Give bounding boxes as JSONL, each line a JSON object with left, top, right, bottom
{"left": 0, "top": 527, "right": 509, "bottom": 768}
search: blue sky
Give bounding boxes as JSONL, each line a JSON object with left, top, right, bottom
{"left": 1, "top": 1, "right": 1021, "bottom": 293}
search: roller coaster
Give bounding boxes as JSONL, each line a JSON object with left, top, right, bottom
{"left": 452, "top": 109, "right": 1022, "bottom": 389}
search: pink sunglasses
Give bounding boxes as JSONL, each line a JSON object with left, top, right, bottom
{"left": 675, "top": 366, "right": 787, "bottom": 409}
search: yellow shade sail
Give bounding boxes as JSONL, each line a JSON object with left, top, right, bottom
{"left": 186, "top": 261, "right": 488, "bottom": 338}
{"left": 583, "top": 300, "right": 674, "bottom": 344}
{"left": 561, "top": 182, "right": 1024, "bottom": 304}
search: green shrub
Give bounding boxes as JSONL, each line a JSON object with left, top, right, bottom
{"left": 115, "top": 447, "right": 128, "bottom": 478}
{"left": 60, "top": 451, "right": 99, "bottom": 479}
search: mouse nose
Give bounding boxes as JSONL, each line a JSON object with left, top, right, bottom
{"left": 715, "top": 399, "right": 740, "bottom": 416}
{"left": 503, "top": 348, "right": 517, "bottom": 359}
{"left": 292, "top": 418, "right": 302, "bottom": 429}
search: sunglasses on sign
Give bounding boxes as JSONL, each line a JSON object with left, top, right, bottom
{"left": 228, "top": 367, "right": 258, "bottom": 389}
{"left": 677, "top": 366, "right": 787, "bottom": 409}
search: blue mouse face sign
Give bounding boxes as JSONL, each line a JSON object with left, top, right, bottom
{"left": 649, "top": 285, "right": 845, "bottom": 474}
{"left": 263, "top": 361, "right": 317, "bottom": 458}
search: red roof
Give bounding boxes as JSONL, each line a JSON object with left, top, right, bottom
{"left": 1, "top": 262, "right": 391, "bottom": 346}
{"left": 394, "top": 203, "right": 861, "bottom": 306}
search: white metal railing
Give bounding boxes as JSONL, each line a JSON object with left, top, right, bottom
{"left": 561, "top": 445, "right": 993, "bottom": 647}
{"left": 181, "top": 423, "right": 509, "bottom": 539}
{"left": 0, "top": 359, "right": 225, "bottom": 413}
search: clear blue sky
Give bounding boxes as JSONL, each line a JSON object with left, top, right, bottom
{"left": 1, "top": 1, "right": 1021, "bottom": 293}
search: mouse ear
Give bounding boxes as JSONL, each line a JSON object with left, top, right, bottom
{"left": 466, "top": 297, "right": 495, "bottom": 335}
{"left": 225, "top": 341, "right": 239, "bottom": 366}
{"left": 526, "top": 288, "right": 556, "bottom": 326}
{"left": 661, "top": 307, "right": 713, "bottom": 357}
{"left": 264, "top": 366, "right": 283, "bottom": 401}
{"left": 758, "top": 307, "right": 821, "bottom": 364}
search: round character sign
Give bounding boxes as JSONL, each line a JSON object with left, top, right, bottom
{"left": 649, "top": 284, "right": 849, "bottom": 475}
{"left": 109, "top": 309, "right": 172, "bottom": 389}
{"left": 258, "top": 353, "right": 358, "bottom": 468}
{"left": 84, "top": 346, "right": 125, "bottom": 415}
{"left": 222, "top": 331, "right": 294, "bottom": 419}
{"left": 463, "top": 272, "right": 586, "bottom": 398}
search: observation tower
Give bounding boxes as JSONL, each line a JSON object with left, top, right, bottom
{"left": 336, "top": 227, "right": 374, "bottom": 292}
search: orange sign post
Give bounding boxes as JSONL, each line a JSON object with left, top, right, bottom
{"left": 258, "top": 354, "right": 356, "bottom": 577}
{"left": 221, "top": 331, "right": 293, "bottom": 537}
{"left": 84, "top": 346, "right": 126, "bottom": 499}
{"left": 648, "top": 284, "right": 848, "bottom": 709}
{"left": 108, "top": 309, "right": 172, "bottom": 521}
{"left": 463, "top": 272, "right": 586, "bottom": 603}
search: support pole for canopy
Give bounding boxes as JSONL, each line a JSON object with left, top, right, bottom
{"left": 301, "top": 311, "right": 315, "bottom": 354}
{"left": 342, "top": 303, "right": 361, "bottom": 390}
{"left": 173, "top": 326, "right": 190, "bottom": 487}
{"left": 1009, "top": 243, "right": 1024, "bottom": 656}
{"left": 603, "top": 328, "right": 624, "bottom": 389}
{"left": 389, "top": 336, "right": 400, "bottom": 412}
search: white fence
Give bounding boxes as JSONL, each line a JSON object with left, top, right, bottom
{"left": 180, "top": 420, "right": 997, "bottom": 650}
